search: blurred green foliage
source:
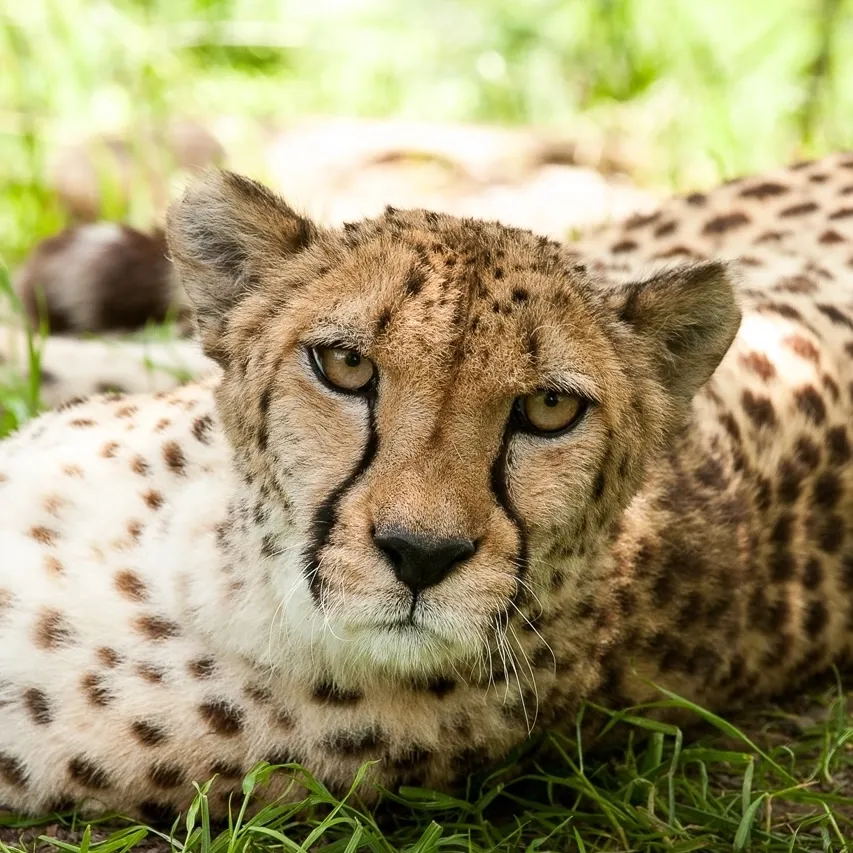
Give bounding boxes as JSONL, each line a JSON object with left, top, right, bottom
{"left": 2, "top": 0, "right": 853, "bottom": 263}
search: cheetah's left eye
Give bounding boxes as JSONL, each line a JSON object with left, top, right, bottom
{"left": 515, "top": 390, "right": 589, "bottom": 435}
{"left": 311, "top": 346, "right": 376, "bottom": 393}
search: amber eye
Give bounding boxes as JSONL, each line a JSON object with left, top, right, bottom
{"left": 311, "top": 346, "right": 376, "bottom": 393}
{"left": 518, "top": 389, "right": 588, "bottom": 435}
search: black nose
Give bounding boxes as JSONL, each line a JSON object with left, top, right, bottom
{"left": 373, "top": 528, "right": 476, "bottom": 594}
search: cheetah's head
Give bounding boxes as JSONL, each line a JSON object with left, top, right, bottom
{"left": 167, "top": 172, "right": 741, "bottom": 686}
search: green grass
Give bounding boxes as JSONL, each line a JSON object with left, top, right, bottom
{"left": 2, "top": 0, "right": 853, "bottom": 848}
{"left": 0, "top": 265, "right": 44, "bottom": 436}
{"left": 1, "top": 684, "right": 852, "bottom": 851}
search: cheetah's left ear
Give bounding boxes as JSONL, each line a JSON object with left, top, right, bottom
{"left": 166, "top": 170, "right": 318, "bottom": 363}
{"left": 614, "top": 261, "right": 742, "bottom": 403}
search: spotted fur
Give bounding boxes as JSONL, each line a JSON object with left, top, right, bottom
{"left": 1, "top": 154, "right": 853, "bottom": 819}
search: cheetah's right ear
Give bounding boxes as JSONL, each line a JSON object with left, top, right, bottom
{"left": 166, "top": 170, "right": 317, "bottom": 362}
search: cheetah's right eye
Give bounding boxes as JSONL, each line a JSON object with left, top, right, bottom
{"left": 311, "top": 346, "right": 376, "bottom": 394}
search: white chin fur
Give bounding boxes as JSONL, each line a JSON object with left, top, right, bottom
{"left": 323, "top": 622, "right": 476, "bottom": 682}
{"left": 268, "top": 559, "right": 485, "bottom": 685}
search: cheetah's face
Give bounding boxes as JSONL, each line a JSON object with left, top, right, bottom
{"left": 167, "top": 172, "right": 741, "bottom": 682}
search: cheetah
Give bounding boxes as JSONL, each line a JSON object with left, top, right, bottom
{"left": 2, "top": 153, "right": 853, "bottom": 820}
{"left": 12, "top": 224, "right": 186, "bottom": 335}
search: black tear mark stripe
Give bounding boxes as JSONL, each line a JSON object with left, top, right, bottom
{"left": 304, "top": 396, "right": 379, "bottom": 601}
{"left": 490, "top": 424, "right": 529, "bottom": 595}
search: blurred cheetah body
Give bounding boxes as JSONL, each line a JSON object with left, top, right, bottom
{"left": 1, "top": 154, "right": 853, "bottom": 818}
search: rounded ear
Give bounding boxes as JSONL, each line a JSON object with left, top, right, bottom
{"left": 166, "top": 170, "right": 317, "bottom": 363}
{"left": 612, "top": 261, "right": 742, "bottom": 404}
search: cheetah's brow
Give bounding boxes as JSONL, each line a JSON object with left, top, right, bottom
{"left": 535, "top": 373, "right": 601, "bottom": 402}
{"left": 300, "top": 324, "right": 375, "bottom": 352}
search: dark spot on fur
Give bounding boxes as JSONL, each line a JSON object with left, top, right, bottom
{"left": 694, "top": 457, "right": 726, "bottom": 489}
{"left": 780, "top": 201, "right": 818, "bottom": 217}
{"left": 756, "top": 230, "right": 788, "bottom": 245}
{"left": 760, "top": 302, "right": 802, "bottom": 322}
{"left": 719, "top": 412, "right": 741, "bottom": 442}
{"left": 770, "top": 513, "right": 792, "bottom": 545}
{"left": 819, "top": 229, "right": 846, "bottom": 245}
{"left": 804, "top": 600, "right": 829, "bottom": 638}
{"left": 406, "top": 268, "right": 426, "bottom": 296}
{"left": 741, "top": 391, "right": 776, "bottom": 429}
{"left": 131, "top": 456, "right": 150, "bottom": 476}
{"left": 81, "top": 673, "right": 112, "bottom": 707}
{"left": 97, "top": 647, "right": 121, "bottom": 668}
{"left": 376, "top": 307, "right": 392, "bottom": 334}
{"left": 134, "top": 614, "right": 179, "bottom": 641}
{"left": 68, "top": 757, "right": 109, "bottom": 789}
{"left": 265, "top": 749, "right": 299, "bottom": 767}
{"left": 803, "top": 557, "right": 823, "bottom": 590}
{"left": 739, "top": 351, "right": 776, "bottom": 381}
{"left": 412, "top": 676, "right": 456, "bottom": 698}
{"left": 702, "top": 212, "right": 750, "bottom": 235}
{"left": 23, "top": 688, "right": 52, "bottom": 725}
{"left": 829, "top": 207, "right": 853, "bottom": 220}
{"left": 827, "top": 426, "right": 851, "bottom": 464}
{"left": 625, "top": 211, "right": 662, "bottom": 230}
{"left": 0, "top": 754, "right": 27, "bottom": 787}
{"left": 99, "top": 441, "right": 120, "bottom": 459}
{"left": 142, "top": 489, "right": 164, "bottom": 510}
{"left": 312, "top": 681, "right": 363, "bottom": 705}
{"left": 192, "top": 415, "right": 213, "bottom": 444}
{"left": 794, "top": 385, "right": 826, "bottom": 425}
{"left": 34, "top": 609, "right": 73, "bottom": 650}
{"left": 769, "top": 550, "right": 795, "bottom": 582}
{"left": 210, "top": 761, "right": 243, "bottom": 779}
{"left": 813, "top": 471, "right": 842, "bottom": 509}
{"left": 162, "top": 441, "right": 187, "bottom": 475}
{"left": 115, "top": 570, "right": 148, "bottom": 602}
{"left": 198, "top": 701, "right": 244, "bottom": 736}
{"left": 243, "top": 683, "right": 272, "bottom": 704}
{"left": 29, "top": 525, "right": 58, "bottom": 547}
{"left": 817, "top": 514, "right": 844, "bottom": 553}
{"left": 739, "top": 181, "right": 789, "bottom": 200}
{"left": 131, "top": 720, "right": 168, "bottom": 746}
{"left": 322, "top": 726, "right": 386, "bottom": 756}
{"left": 188, "top": 657, "right": 216, "bottom": 679}
{"left": 136, "top": 662, "right": 165, "bottom": 684}
{"left": 843, "top": 555, "right": 853, "bottom": 591}
{"left": 777, "top": 462, "right": 802, "bottom": 504}
{"left": 774, "top": 275, "right": 817, "bottom": 294}
{"left": 783, "top": 334, "right": 820, "bottom": 364}
{"left": 794, "top": 436, "right": 821, "bottom": 470}
{"left": 818, "top": 304, "right": 853, "bottom": 329}
{"left": 611, "top": 240, "right": 638, "bottom": 254}
{"left": 148, "top": 763, "right": 186, "bottom": 789}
